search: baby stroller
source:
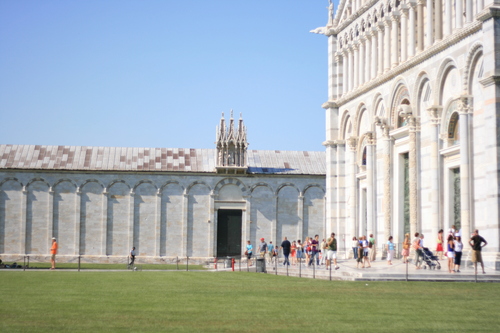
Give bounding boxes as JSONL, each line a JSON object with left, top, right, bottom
{"left": 421, "top": 247, "right": 441, "bottom": 270}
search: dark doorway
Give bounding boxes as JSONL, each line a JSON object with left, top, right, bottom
{"left": 217, "top": 210, "right": 242, "bottom": 257}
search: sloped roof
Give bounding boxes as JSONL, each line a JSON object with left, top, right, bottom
{"left": 0, "top": 145, "right": 326, "bottom": 175}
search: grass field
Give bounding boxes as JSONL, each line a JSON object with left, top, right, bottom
{"left": 1, "top": 271, "right": 499, "bottom": 332}
{"left": 17, "top": 262, "right": 207, "bottom": 271}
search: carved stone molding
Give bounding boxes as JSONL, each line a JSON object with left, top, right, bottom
{"left": 347, "top": 137, "right": 358, "bottom": 150}
{"left": 426, "top": 105, "right": 443, "bottom": 125}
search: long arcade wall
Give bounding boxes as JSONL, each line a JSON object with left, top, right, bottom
{"left": 0, "top": 171, "right": 325, "bottom": 264}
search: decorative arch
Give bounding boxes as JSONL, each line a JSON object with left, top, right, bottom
{"left": 436, "top": 58, "right": 459, "bottom": 105}
{"left": 80, "top": 179, "right": 104, "bottom": 191}
{"left": 414, "top": 72, "right": 433, "bottom": 119}
{"left": 214, "top": 177, "right": 248, "bottom": 197}
{"left": 0, "top": 177, "right": 22, "bottom": 188}
{"left": 250, "top": 182, "right": 274, "bottom": 195}
{"left": 53, "top": 179, "right": 78, "bottom": 190}
{"left": 276, "top": 183, "right": 299, "bottom": 196}
{"left": 464, "top": 43, "right": 483, "bottom": 93}
{"left": 159, "top": 180, "right": 184, "bottom": 194}
{"left": 186, "top": 180, "right": 211, "bottom": 195}
{"left": 340, "top": 110, "right": 354, "bottom": 140}
{"left": 303, "top": 184, "right": 326, "bottom": 195}
{"left": 389, "top": 81, "right": 411, "bottom": 127}
{"left": 26, "top": 177, "right": 50, "bottom": 189}
{"left": 107, "top": 179, "right": 131, "bottom": 191}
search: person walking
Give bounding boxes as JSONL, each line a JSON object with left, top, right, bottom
{"left": 356, "top": 238, "right": 364, "bottom": 268}
{"left": 352, "top": 237, "right": 358, "bottom": 260}
{"left": 369, "top": 234, "right": 376, "bottom": 261}
{"left": 50, "top": 237, "right": 58, "bottom": 270}
{"left": 325, "top": 233, "right": 339, "bottom": 270}
{"left": 436, "top": 229, "right": 444, "bottom": 260}
{"left": 280, "top": 237, "right": 291, "bottom": 266}
{"left": 413, "top": 233, "right": 423, "bottom": 269}
{"left": 129, "top": 246, "right": 136, "bottom": 266}
{"left": 320, "top": 238, "right": 327, "bottom": 266}
{"left": 386, "top": 236, "right": 395, "bottom": 265}
{"left": 245, "top": 240, "right": 253, "bottom": 266}
{"left": 469, "top": 229, "right": 488, "bottom": 274}
{"left": 454, "top": 236, "right": 463, "bottom": 273}
{"left": 446, "top": 234, "right": 455, "bottom": 273}
{"left": 291, "top": 241, "right": 297, "bottom": 265}
{"left": 296, "top": 240, "right": 303, "bottom": 265}
{"left": 401, "top": 233, "right": 410, "bottom": 263}
{"left": 362, "top": 236, "right": 371, "bottom": 268}
{"left": 308, "top": 235, "right": 319, "bottom": 267}
{"left": 258, "top": 238, "right": 267, "bottom": 258}
{"left": 267, "top": 241, "right": 275, "bottom": 265}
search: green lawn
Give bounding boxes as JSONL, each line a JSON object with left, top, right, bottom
{"left": 19, "top": 262, "right": 207, "bottom": 270}
{"left": 1, "top": 271, "right": 499, "bottom": 332}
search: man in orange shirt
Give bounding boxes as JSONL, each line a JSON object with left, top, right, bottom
{"left": 50, "top": 237, "right": 58, "bottom": 270}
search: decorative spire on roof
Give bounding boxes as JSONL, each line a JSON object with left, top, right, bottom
{"left": 215, "top": 111, "right": 248, "bottom": 174}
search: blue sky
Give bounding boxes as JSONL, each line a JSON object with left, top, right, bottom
{"left": 0, "top": 1, "right": 334, "bottom": 152}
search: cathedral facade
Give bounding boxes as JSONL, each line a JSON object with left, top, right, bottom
{"left": 0, "top": 114, "right": 326, "bottom": 264}
{"left": 319, "top": 0, "right": 500, "bottom": 267}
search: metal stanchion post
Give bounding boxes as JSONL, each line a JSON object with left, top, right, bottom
{"left": 78, "top": 256, "right": 81, "bottom": 272}
{"left": 329, "top": 260, "right": 332, "bottom": 281}
{"left": 406, "top": 260, "right": 408, "bottom": 282}
{"left": 299, "top": 256, "right": 301, "bottom": 278}
{"left": 313, "top": 258, "right": 316, "bottom": 279}
{"left": 176, "top": 256, "right": 179, "bottom": 270}
{"left": 186, "top": 257, "right": 189, "bottom": 271}
{"left": 23, "top": 256, "right": 26, "bottom": 271}
{"left": 286, "top": 261, "right": 288, "bottom": 276}
{"left": 247, "top": 258, "right": 249, "bottom": 272}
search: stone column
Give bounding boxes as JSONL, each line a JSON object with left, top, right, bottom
{"left": 366, "top": 133, "right": 376, "bottom": 236}
{"left": 272, "top": 195, "right": 278, "bottom": 243}
{"left": 365, "top": 34, "right": 371, "bottom": 83}
{"left": 182, "top": 191, "right": 189, "bottom": 257}
{"left": 76, "top": 188, "right": 82, "bottom": 255}
{"left": 456, "top": 0, "right": 463, "bottom": 29}
{"left": 466, "top": 0, "right": 473, "bottom": 23}
{"left": 20, "top": 187, "right": 28, "bottom": 254}
{"left": 155, "top": 191, "right": 161, "bottom": 257}
{"left": 243, "top": 195, "right": 251, "bottom": 251}
{"left": 401, "top": 7, "right": 409, "bottom": 62}
{"left": 402, "top": 111, "right": 419, "bottom": 237}
{"left": 417, "top": 0, "right": 424, "bottom": 52}
{"left": 208, "top": 192, "right": 216, "bottom": 257}
{"left": 342, "top": 49, "right": 348, "bottom": 95}
{"left": 384, "top": 18, "right": 391, "bottom": 72}
{"left": 427, "top": 107, "right": 442, "bottom": 243}
{"left": 335, "top": 53, "right": 342, "bottom": 98}
{"left": 370, "top": 29, "right": 378, "bottom": 80}
{"left": 298, "top": 194, "right": 304, "bottom": 240}
{"left": 359, "top": 36, "right": 366, "bottom": 86}
{"left": 391, "top": 12, "right": 400, "bottom": 68}
{"left": 375, "top": 118, "right": 392, "bottom": 243}
{"left": 336, "top": 141, "right": 346, "bottom": 240}
{"left": 426, "top": 0, "right": 434, "bottom": 47}
{"left": 323, "top": 140, "right": 338, "bottom": 238}
{"left": 445, "top": 0, "right": 452, "bottom": 36}
{"left": 348, "top": 46, "right": 354, "bottom": 91}
{"left": 48, "top": 187, "right": 54, "bottom": 243}
{"left": 377, "top": 23, "right": 385, "bottom": 75}
{"left": 353, "top": 42, "right": 359, "bottom": 89}
{"left": 408, "top": 2, "right": 416, "bottom": 57}
{"left": 459, "top": 97, "right": 472, "bottom": 239}
{"left": 102, "top": 189, "right": 108, "bottom": 256}
{"left": 435, "top": 0, "right": 443, "bottom": 41}
{"left": 128, "top": 189, "right": 135, "bottom": 254}
{"left": 347, "top": 137, "right": 358, "bottom": 240}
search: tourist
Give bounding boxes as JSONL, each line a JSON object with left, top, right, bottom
{"left": 245, "top": 240, "right": 253, "bottom": 266}
{"left": 50, "top": 237, "right": 58, "bottom": 270}
{"left": 320, "top": 238, "right": 327, "bottom": 265}
{"left": 469, "top": 229, "right": 488, "bottom": 274}
{"left": 280, "top": 237, "right": 291, "bottom": 266}
{"left": 454, "top": 236, "right": 463, "bottom": 273}
{"left": 436, "top": 229, "right": 444, "bottom": 260}
{"left": 352, "top": 236, "right": 358, "bottom": 259}
{"left": 304, "top": 237, "right": 311, "bottom": 264}
{"left": 356, "top": 238, "right": 364, "bottom": 268}
{"left": 325, "top": 233, "right": 339, "bottom": 270}
{"left": 258, "top": 238, "right": 267, "bottom": 258}
{"left": 296, "top": 240, "right": 303, "bottom": 265}
{"left": 369, "top": 234, "right": 376, "bottom": 261}
{"left": 413, "top": 232, "right": 423, "bottom": 269}
{"left": 386, "top": 236, "right": 395, "bottom": 265}
{"left": 291, "top": 241, "right": 297, "bottom": 265}
{"left": 267, "top": 241, "right": 274, "bottom": 265}
{"left": 308, "top": 235, "right": 320, "bottom": 267}
{"left": 129, "top": 246, "right": 136, "bottom": 266}
{"left": 447, "top": 234, "right": 455, "bottom": 273}
{"left": 401, "top": 233, "right": 410, "bottom": 263}
{"left": 362, "top": 236, "right": 371, "bottom": 268}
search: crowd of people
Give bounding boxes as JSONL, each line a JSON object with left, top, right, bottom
{"left": 245, "top": 227, "right": 489, "bottom": 274}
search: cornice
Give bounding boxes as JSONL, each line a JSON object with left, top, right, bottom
{"left": 479, "top": 75, "right": 500, "bottom": 87}
{"left": 476, "top": 5, "right": 500, "bottom": 22}
{"left": 326, "top": 20, "right": 482, "bottom": 108}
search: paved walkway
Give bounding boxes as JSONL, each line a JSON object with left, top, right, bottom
{"left": 260, "top": 258, "right": 500, "bottom": 282}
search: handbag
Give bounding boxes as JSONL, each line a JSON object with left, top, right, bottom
{"left": 244, "top": 250, "right": 248, "bottom": 255}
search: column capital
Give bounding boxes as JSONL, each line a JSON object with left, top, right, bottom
{"left": 347, "top": 137, "right": 358, "bottom": 150}
{"left": 458, "top": 95, "right": 473, "bottom": 114}
{"left": 374, "top": 116, "right": 391, "bottom": 138}
{"left": 426, "top": 105, "right": 443, "bottom": 125}
{"left": 366, "top": 131, "right": 377, "bottom": 145}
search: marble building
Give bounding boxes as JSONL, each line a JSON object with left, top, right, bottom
{"left": 0, "top": 113, "right": 326, "bottom": 264}
{"left": 315, "top": 0, "right": 500, "bottom": 267}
